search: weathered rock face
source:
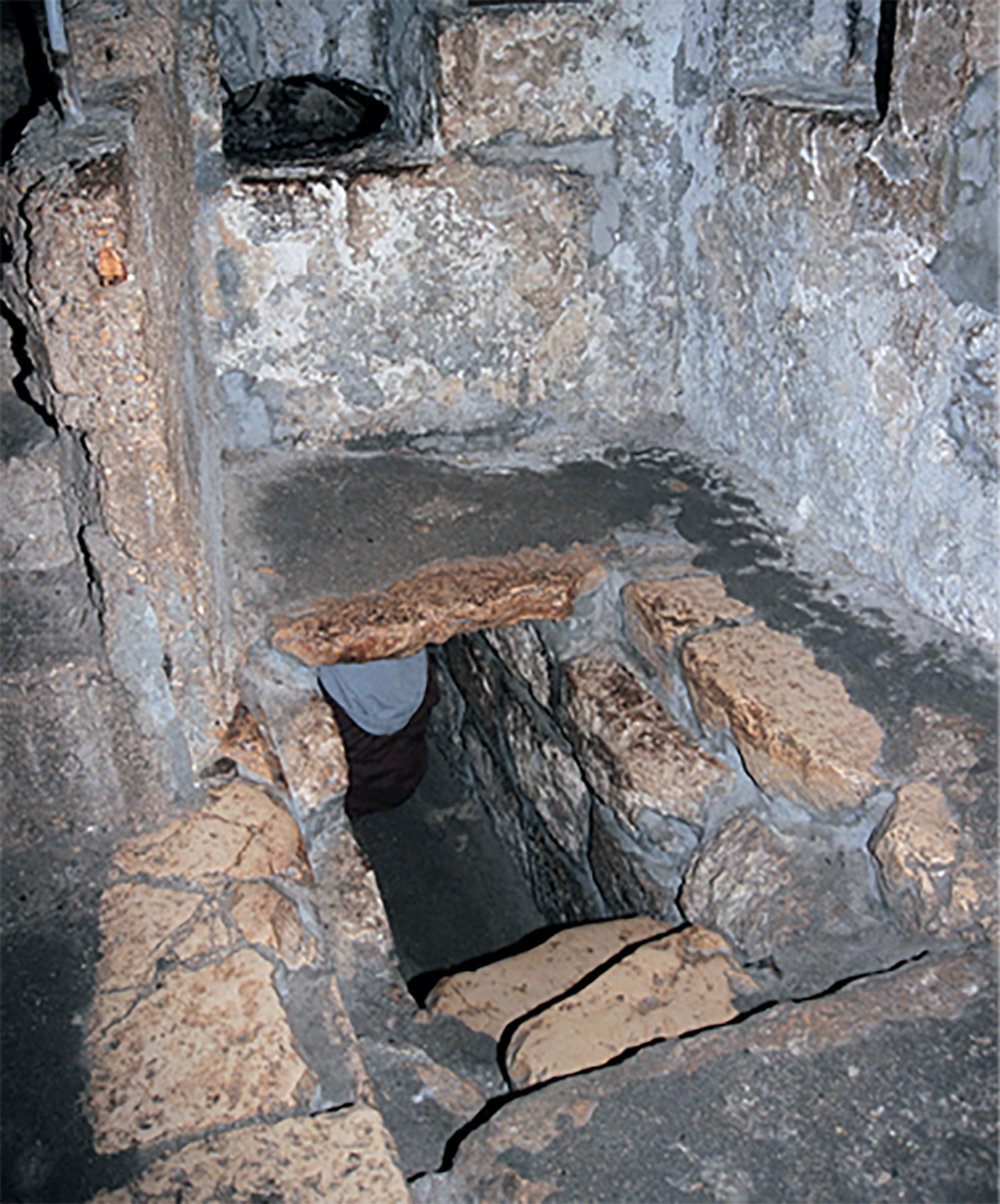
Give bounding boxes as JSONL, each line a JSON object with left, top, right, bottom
{"left": 682, "top": 623, "right": 884, "bottom": 815}
{"left": 563, "top": 653, "right": 734, "bottom": 830}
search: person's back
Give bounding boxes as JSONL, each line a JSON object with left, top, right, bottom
{"left": 318, "top": 650, "right": 439, "bottom": 820}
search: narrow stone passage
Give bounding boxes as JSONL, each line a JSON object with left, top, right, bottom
{"left": 350, "top": 739, "right": 546, "bottom": 992}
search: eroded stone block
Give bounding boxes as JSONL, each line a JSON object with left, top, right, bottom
{"left": 89, "top": 1106, "right": 409, "bottom": 1203}
{"left": 871, "top": 780, "right": 997, "bottom": 936}
{"left": 228, "top": 880, "right": 320, "bottom": 970}
{"left": 505, "top": 926, "right": 757, "bottom": 1089}
{"left": 272, "top": 544, "right": 605, "bottom": 665}
{"left": 682, "top": 623, "right": 883, "bottom": 813}
{"left": 439, "top": 7, "right": 614, "bottom": 150}
{"left": 426, "top": 916, "right": 673, "bottom": 1041}
{"left": 563, "top": 654, "right": 733, "bottom": 830}
{"left": 679, "top": 811, "right": 799, "bottom": 964}
{"left": 218, "top": 701, "right": 284, "bottom": 785}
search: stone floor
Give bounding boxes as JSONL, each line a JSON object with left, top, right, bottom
{"left": 2, "top": 429, "right": 996, "bottom": 1202}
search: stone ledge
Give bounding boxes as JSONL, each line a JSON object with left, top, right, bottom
{"left": 272, "top": 544, "right": 605, "bottom": 665}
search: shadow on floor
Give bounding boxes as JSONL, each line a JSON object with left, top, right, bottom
{"left": 350, "top": 741, "right": 546, "bottom": 999}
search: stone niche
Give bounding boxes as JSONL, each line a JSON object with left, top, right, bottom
{"left": 212, "top": 0, "right": 436, "bottom": 171}
{"left": 240, "top": 547, "right": 991, "bottom": 1007}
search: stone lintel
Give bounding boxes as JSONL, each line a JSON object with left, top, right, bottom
{"left": 272, "top": 544, "right": 605, "bottom": 665}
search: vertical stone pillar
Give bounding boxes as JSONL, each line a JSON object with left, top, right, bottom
{"left": 2, "top": 1, "right": 229, "bottom": 787}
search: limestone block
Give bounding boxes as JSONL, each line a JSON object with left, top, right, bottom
{"left": 426, "top": 916, "right": 673, "bottom": 1041}
{"left": 113, "top": 781, "right": 311, "bottom": 885}
{"left": 682, "top": 623, "right": 883, "bottom": 813}
{"left": 272, "top": 544, "right": 605, "bottom": 665}
{"left": 679, "top": 812, "right": 800, "bottom": 964}
{"left": 503, "top": 689, "right": 589, "bottom": 858}
{"left": 505, "top": 926, "right": 757, "bottom": 1089}
{"left": 622, "top": 575, "right": 753, "bottom": 662}
{"left": 483, "top": 622, "right": 552, "bottom": 710}
{"left": 563, "top": 654, "right": 733, "bottom": 830}
{"left": 523, "top": 815, "right": 603, "bottom": 926}
{"left": 87, "top": 946, "right": 317, "bottom": 1154}
{"left": 871, "top": 781, "right": 996, "bottom": 935}
{"left": 439, "top": 7, "right": 614, "bottom": 149}
{"left": 88, "top": 1106, "right": 410, "bottom": 1203}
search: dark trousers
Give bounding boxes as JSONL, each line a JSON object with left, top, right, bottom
{"left": 321, "top": 665, "right": 440, "bottom": 820}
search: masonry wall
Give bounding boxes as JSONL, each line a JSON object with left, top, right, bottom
{"left": 199, "top": 0, "right": 996, "bottom": 647}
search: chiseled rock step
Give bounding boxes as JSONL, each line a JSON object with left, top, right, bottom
{"left": 681, "top": 621, "right": 884, "bottom": 814}
{"left": 441, "top": 951, "right": 996, "bottom": 1204}
{"left": 505, "top": 925, "right": 757, "bottom": 1089}
{"left": 272, "top": 543, "right": 605, "bottom": 664}
{"left": 89, "top": 1105, "right": 411, "bottom": 1203}
{"left": 622, "top": 573, "right": 753, "bottom": 662}
{"left": 425, "top": 915, "right": 673, "bottom": 1040}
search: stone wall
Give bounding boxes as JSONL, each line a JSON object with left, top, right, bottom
{"left": 194, "top": 0, "right": 996, "bottom": 648}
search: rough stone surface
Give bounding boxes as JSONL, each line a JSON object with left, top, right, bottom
{"left": 871, "top": 780, "right": 997, "bottom": 937}
{"left": 84, "top": 782, "right": 358, "bottom": 1156}
{"left": 683, "top": 623, "right": 884, "bottom": 814}
{"left": 443, "top": 952, "right": 996, "bottom": 1204}
{"left": 217, "top": 701, "right": 284, "bottom": 785}
{"left": 588, "top": 801, "right": 694, "bottom": 925}
{"left": 505, "top": 926, "right": 758, "bottom": 1090}
{"left": 426, "top": 916, "right": 672, "bottom": 1042}
{"left": 564, "top": 653, "right": 734, "bottom": 830}
{"left": 89, "top": 1106, "right": 410, "bottom": 1203}
{"left": 502, "top": 688, "right": 589, "bottom": 859}
{"left": 482, "top": 623, "right": 552, "bottom": 711}
{"left": 622, "top": 574, "right": 754, "bottom": 658}
{"left": 680, "top": 811, "right": 920, "bottom": 998}
{"left": 273, "top": 545, "right": 605, "bottom": 666}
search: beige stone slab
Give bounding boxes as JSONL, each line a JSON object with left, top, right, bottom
{"left": 272, "top": 544, "right": 605, "bottom": 666}
{"left": 563, "top": 654, "right": 732, "bottom": 828}
{"left": 505, "top": 926, "right": 757, "bottom": 1089}
{"left": 87, "top": 947, "right": 316, "bottom": 1154}
{"left": 682, "top": 622, "right": 883, "bottom": 813}
{"left": 113, "top": 781, "right": 311, "bottom": 884}
{"left": 88, "top": 1106, "right": 410, "bottom": 1203}
{"left": 622, "top": 575, "right": 753, "bottom": 659}
{"left": 425, "top": 916, "right": 674, "bottom": 1040}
